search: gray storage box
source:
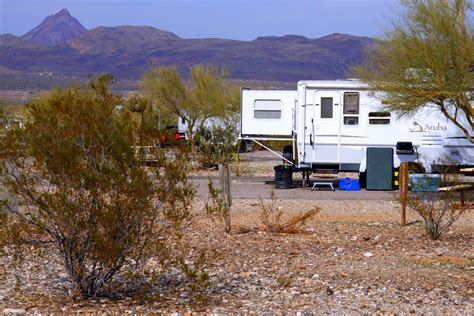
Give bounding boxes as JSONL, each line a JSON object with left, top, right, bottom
{"left": 366, "top": 147, "right": 394, "bottom": 191}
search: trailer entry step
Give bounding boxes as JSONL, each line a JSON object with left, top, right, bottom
{"left": 311, "top": 181, "right": 335, "bottom": 191}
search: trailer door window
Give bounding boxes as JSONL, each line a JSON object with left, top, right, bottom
{"left": 343, "top": 92, "right": 359, "bottom": 125}
{"left": 254, "top": 99, "right": 282, "bottom": 119}
{"left": 320, "top": 97, "right": 333, "bottom": 118}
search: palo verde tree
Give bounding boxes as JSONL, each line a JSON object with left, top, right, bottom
{"left": 140, "top": 64, "right": 239, "bottom": 142}
{"left": 0, "top": 75, "right": 202, "bottom": 298}
{"left": 355, "top": 0, "right": 474, "bottom": 143}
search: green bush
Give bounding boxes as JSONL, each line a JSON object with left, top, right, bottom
{"left": 194, "top": 116, "right": 239, "bottom": 168}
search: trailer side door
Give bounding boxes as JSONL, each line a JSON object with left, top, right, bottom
{"left": 304, "top": 90, "right": 341, "bottom": 163}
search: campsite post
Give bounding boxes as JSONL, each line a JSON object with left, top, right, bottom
{"left": 400, "top": 162, "right": 408, "bottom": 225}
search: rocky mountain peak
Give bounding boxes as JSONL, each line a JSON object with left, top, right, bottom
{"left": 57, "top": 8, "right": 72, "bottom": 17}
{"left": 21, "top": 9, "right": 87, "bottom": 46}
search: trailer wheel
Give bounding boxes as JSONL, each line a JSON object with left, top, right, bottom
{"left": 238, "top": 140, "right": 251, "bottom": 153}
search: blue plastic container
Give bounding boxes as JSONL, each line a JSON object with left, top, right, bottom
{"left": 409, "top": 174, "right": 441, "bottom": 192}
{"left": 339, "top": 178, "right": 360, "bottom": 191}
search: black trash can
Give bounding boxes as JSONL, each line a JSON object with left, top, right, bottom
{"left": 274, "top": 165, "right": 293, "bottom": 189}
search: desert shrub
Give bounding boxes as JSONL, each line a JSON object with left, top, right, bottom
{"left": 0, "top": 99, "right": 24, "bottom": 138}
{"left": 276, "top": 276, "right": 292, "bottom": 287}
{"left": 408, "top": 166, "right": 471, "bottom": 240}
{"left": 205, "top": 179, "right": 231, "bottom": 234}
{"left": 0, "top": 75, "right": 203, "bottom": 298}
{"left": 259, "top": 190, "right": 319, "bottom": 234}
{"left": 231, "top": 152, "right": 251, "bottom": 177}
{"left": 194, "top": 116, "right": 239, "bottom": 168}
{"left": 409, "top": 185, "right": 471, "bottom": 240}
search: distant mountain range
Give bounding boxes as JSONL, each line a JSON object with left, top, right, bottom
{"left": 0, "top": 9, "right": 375, "bottom": 84}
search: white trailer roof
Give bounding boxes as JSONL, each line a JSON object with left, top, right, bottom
{"left": 298, "top": 80, "right": 369, "bottom": 90}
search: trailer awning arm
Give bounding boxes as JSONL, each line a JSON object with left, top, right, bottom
{"left": 249, "top": 139, "right": 294, "bottom": 165}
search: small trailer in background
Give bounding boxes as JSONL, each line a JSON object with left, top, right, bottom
{"left": 178, "top": 112, "right": 253, "bottom": 152}
{"left": 240, "top": 80, "right": 474, "bottom": 184}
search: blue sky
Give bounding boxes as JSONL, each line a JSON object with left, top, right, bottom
{"left": 0, "top": 0, "right": 400, "bottom": 40}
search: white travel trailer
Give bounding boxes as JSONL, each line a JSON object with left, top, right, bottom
{"left": 240, "top": 80, "right": 474, "bottom": 175}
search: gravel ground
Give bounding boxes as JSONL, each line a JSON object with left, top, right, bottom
{"left": 192, "top": 176, "right": 400, "bottom": 201}
{"left": 0, "top": 197, "right": 473, "bottom": 314}
{"left": 1, "top": 152, "right": 473, "bottom": 314}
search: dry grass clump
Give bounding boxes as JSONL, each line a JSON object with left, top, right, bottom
{"left": 231, "top": 153, "right": 251, "bottom": 177}
{"left": 259, "top": 190, "right": 319, "bottom": 234}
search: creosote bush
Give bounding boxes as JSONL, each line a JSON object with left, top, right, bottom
{"left": 0, "top": 75, "right": 206, "bottom": 298}
{"left": 409, "top": 191, "right": 470, "bottom": 240}
{"left": 259, "top": 190, "right": 319, "bottom": 234}
{"left": 409, "top": 168, "right": 471, "bottom": 240}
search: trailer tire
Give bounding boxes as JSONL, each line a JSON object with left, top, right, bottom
{"left": 238, "top": 140, "right": 251, "bottom": 153}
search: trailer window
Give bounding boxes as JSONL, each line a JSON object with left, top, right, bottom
{"left": 343, "top": 92, "right": 359, "bottom": 125}
{"left": 320, "top": 97, "right": 333, "bottom": 118}
{"left": 344, "top": 92, "right": 359, "bottom": 114}
{"left": 369, "top": 112, "right": 391, "bottom": 125}
{"left": 254, "top": 99, "right": 282, "bottom": 119}
{"left": 344, "top": 117, "right": 359, "bottom": 125}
